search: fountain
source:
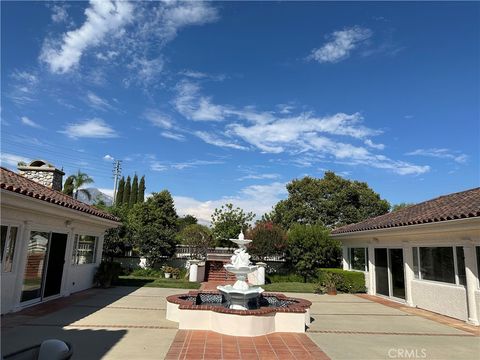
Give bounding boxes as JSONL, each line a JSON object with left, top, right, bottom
{"left": 166, "top": 229, "right": 312, "bottom": 336}
{"left": 216, "top": 231, "right": 264, "bottom": 310}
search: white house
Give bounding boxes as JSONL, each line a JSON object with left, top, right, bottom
{"left": 0, "top": 163, "right": 120, "bottom": 314}
{"left": 332, "top": 188, "right": 480, "bottom": 326}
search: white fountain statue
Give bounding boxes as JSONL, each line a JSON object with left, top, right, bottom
{"left": 217, "top": 231, "right": 264, "bottom": 310}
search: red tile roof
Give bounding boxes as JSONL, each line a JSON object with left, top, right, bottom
{"left": 332, "top": 187, "right": 480, "bottom": 234}
{"left": 1, "top": 167, "right": 119, "bottom": 222}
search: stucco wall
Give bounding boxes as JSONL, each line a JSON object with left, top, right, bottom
{"left": 476, "top": 290, "right": 480, "bottom": 322}
{"left": 411, "top": 280, "right": 468, "bottom": 320}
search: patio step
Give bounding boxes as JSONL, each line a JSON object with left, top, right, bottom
{"left": 205, "top": 260, "right": 237, "bottom": 281}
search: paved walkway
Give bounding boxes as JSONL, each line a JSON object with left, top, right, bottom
{"left": 1, "top": 286, "right": 479, "bottom": 359}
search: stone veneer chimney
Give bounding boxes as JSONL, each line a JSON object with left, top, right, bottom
{"left": 17, "top": 160, "right": 65, "bottom": 191}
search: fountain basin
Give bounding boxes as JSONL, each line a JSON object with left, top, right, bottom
{"left": 166, "top": 291, "right": 312, "bottom": 336}
{"left": 217, "top": 284, "right": 264, "bottom": 310}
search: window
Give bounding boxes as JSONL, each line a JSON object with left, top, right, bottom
{"left": 420, "top": 247, "right": 455, "bottom": 284}
{"left": 349, "top": 248, "right": 368, "bottom": 271}
{"left": 1, "top": 225, "right": 18, "bottom": 272}
{"left": 72, "top": 235, "right": 98, "bottom": 265}
{"left": 412, "top": 247, "right": 419, "bottom": 279}
{"left": 455, "top": 247, "right": 466, "bottom": 286}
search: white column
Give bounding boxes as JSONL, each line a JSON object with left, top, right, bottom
{"left": 256, "top": 262, "right": 266, "bottom": 285}
{"left": 342, "top": 247, "right": 349, "bottom": 270}
{"left": 189, "top": 260, "right": 200, "bottom": 282}
{"left": 463, "top": 245, "right": 479, "bottom": 325}
{"left": 403, "top": 246, "right": 415, "bottom": 307}
{"left": 368, "top": 245, "right": 375, "bottom": 295}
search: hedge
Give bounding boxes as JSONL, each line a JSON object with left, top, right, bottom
{"left": 317, "top": 268, "right": 366, "bottom": 293}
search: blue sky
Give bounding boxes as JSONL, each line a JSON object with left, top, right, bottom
{"left": 1, "top": 1, "right": 479, "bottom": 223}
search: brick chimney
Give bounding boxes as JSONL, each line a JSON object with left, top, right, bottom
{"left": 17, "top": 160, "right": 65, "bottom": 191}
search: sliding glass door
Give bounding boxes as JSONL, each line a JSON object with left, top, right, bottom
{"left": 374, "top": 248, "right": 405, "bottom": 300}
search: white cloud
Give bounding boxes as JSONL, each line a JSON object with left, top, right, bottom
{"left": 195, "top": 131, "right": 249, "bottom": 150}
{"left": 144, "top": 109, "right": 173, "bottom": 129}
{"left": 21, "top": 116, "right": 41, "bottom": 128}
{"left": 41, "top": 0, "right": 134, "bottom": 73}
{"left": 406, "top": 148, "right": 468, "bottom": 164}
{"left": 103, "top": 154, "right": 114, "bottom": 161}
{"left": 86, "top": 91, "right": 113, "bottom": 111}
{"left": 51, "top": 4, "right": 69, "bottom": 23}
{"left": 60, "top": 118, "right": 118, "bottom": 138}
{"left": 238, "top": 174, "right": 280, "bottom": 181}
{"left": 179, "top": 69, "right": 226, "bottom": 81}
{"left": 150, "top": 158, "right": 224, "bottom": 172}
{"left": 309, "top": 26, "right": 372, "bottom": 63}
{"left": 174, "top": 182, "right": 287, "bottom": 225}
{"left": 364, "top": 139, "right": 385, "bottom": 150}
{"left": 0, "top": 153, "right": 30, "bottom": 167}
{"left": 97, "top": 188, "right": 114, "bottom": 198}
{"left": 9, "top": 70, "right": 39, "bottom": 104}
{"left": 161, "top": 131, "right": 185, "bottom": 141}
{"left": 174, "top": 80, "right": 227, "bottom": 121}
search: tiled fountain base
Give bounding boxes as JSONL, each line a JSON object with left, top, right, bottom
{"left": 165, "top": 330, "right": 330, "bottom": 360}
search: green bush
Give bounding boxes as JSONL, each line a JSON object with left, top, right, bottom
{"left": 94, "top": 261, "right": 122, "bottom": 288}
{"left": 266, "top": 273, "right": 304, "bottom": 284}
{"left": 317, "top": 268, "right": 366, "bottom": 293}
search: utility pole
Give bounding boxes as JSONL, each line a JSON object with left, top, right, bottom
{"left": 112, "top": 160, "right": 122, "bottom": 205}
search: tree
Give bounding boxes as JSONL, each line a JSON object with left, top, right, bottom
{"left": 285, "top": 224, "right": 341, "bottom": 282}
{"left": 268, "top": 172, "right": 390, "bottom": 229}
{"left": 138, "top": 176, "right": 145, "bottom": 203}
{"left": 177, "top": 215, "right": 198, "bottom": 232}
{"left": 70, "top": 170, "right": 94, "bottom": 200}
{"left": 103, "top": 206, "right": 132, "bottom": 261}
{"left": 211, "top": 203, "right": 255, "bottom": 247}
{"left": 177, "top": 224, "right": 214, "bottom": 260}
{"left": 247, "top": 222, "right": 287, "bottom": 261}
{"left": 123, "top": 176, "right": 131, "bottom": 206}
{"left": 128, "top": 190, "right": 179, "bottom": 266}
{"left": 391, "top": 202, "right": 415, "bottom": 212}
{"left": 63, "top": 176, "right": 75, "bottom": 196}
{"left": 115, "top": 177, "right": 125, "bottom": 206}
{"left": 129, "top": 174, "right": 138, "bottom": 207}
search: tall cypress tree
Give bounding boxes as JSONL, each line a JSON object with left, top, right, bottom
{"left": 116, "top": 177, "right": 125, "bottom": 206}
{"left": 123, "top": 176, "right": 131, "bottom": 206}
{"left": 63, "top": 176, "right": 75, "bottom": 196}
{"left": 130, "top": 174, "right": 138, "bottom": 207}
{"left": 138, "top": 175, "right": 145, "bottom": 203}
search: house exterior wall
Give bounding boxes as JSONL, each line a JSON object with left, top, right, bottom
{"left": 1, "top": 190, "right": 117, "bottom": 314}
{"left": 333, "top": 218, "right": 480, "bottom": 325}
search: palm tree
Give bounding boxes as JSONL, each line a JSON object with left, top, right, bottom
{"left": 71, "top": 170, "right": 94, "bottom": 200}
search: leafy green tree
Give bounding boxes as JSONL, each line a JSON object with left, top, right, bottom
{"left": 268, "top": 172, "right": 390, "bottom": 229}
{"left": 70, "top": 170, "right": 94, "bottom": 200}
{"left": 177, "top": 224, "right": 214, "bottom": 260}
{"left": 211, "top": 203, "right": 255, "bottom": 247}
{"left": 391, "top": 202, "right": 415, "bottom": 212}
{"left": 177, "top": 215, "right": 198, "bottom": 232}
{"left": 247, "top": 222, "right": 287, "bottom": 261}
{"left": 115, "top": 177, "right": 125, "bottom": 206}
{"left": 128, "top": 190, "right": 179, "bottom": 266}
{"left": 123, "top": 176, "right": 131, "bottom": 206}
{"left": 103, "top": 206, "right": 132, "bottom": 261}
{"left": 129, "top": 174, "right": 138, "bottom": 207}
{"left": 138, "top": 176, "right": 145, "bottom": 203}
{"left": 285, "top": 224, "right": 341, "bottom": 282}
{"left": 63, "top": 175, "right": 75, "bottom": 196}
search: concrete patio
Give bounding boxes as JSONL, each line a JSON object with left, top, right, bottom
{"left": 1, "top": 286, "right": 479, "bottom": 359}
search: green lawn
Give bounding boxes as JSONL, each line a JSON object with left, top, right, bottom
{"left": 114, "top": 275, "right": 201, "bottom": 289}
{"left": 262, "top": 282, "right": 317, "bottom": 293}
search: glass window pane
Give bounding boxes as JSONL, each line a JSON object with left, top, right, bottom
{"left": 420, "top": 247, "right": 455, "bottom": 284}
{"left": 22, "top": 232, "right": 49, "bottom": 302}
{"left": 412, "top": 247, "right": 419, "bottom": 279}
{"left": 1, "top": 225, "right": 8, "bottom": 260}
{"left": 74, "top": 235, "right": 97, "bottom": 264}
{"left": 456, "top": 247, "right": 466, "bottom": 286}
{"left": 3, "top": 227, "right": 17, "bottom": 272}
{"left": 350, "top": 248, "right": 366, "bottom": 271}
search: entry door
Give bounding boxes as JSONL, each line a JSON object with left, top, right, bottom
{"left": 21, "top": 232, "right": 68, "bottom": 303}
{"left": 43, "top": 233, "right": 68, "bottom": 298}
{"left": 374, "top": 248, "right": 405, "bottom": 300}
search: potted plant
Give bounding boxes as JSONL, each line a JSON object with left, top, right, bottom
{"left": 323, "top": 272, "right": 340, "bottom": 295}
{"left": 162, "top": 265, "right": 173, "bottom": 278}
{"left": 171, "top": 267, "right": 181, "bottom": 279}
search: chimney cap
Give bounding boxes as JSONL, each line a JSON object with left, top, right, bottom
{"left": 18, "top": 159, "right": 65, "bottom": 175}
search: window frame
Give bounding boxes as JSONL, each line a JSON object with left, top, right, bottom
{"left": 348, "top": 247, "right": 369, "bottom": 272}
{"left": 413, "top": 246, "right": 466, "bottom": 286}
{"left": 71, "top": 234, "right": 98, "bottom": 265}
{"left": 1, "top": 224, "right": 19, "bottom": 273}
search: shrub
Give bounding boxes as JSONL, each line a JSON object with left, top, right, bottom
{"left": 94, "top": 261, "right": 122, "bottom": 288}
{"left": 247, "top": 222, "right": 287, "bottom": 261}
{"left": 130, "top": 268, "right": 163, "bottom": 277}
{"left": 317, "top": 268, "right": 366, "bottom": 293}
